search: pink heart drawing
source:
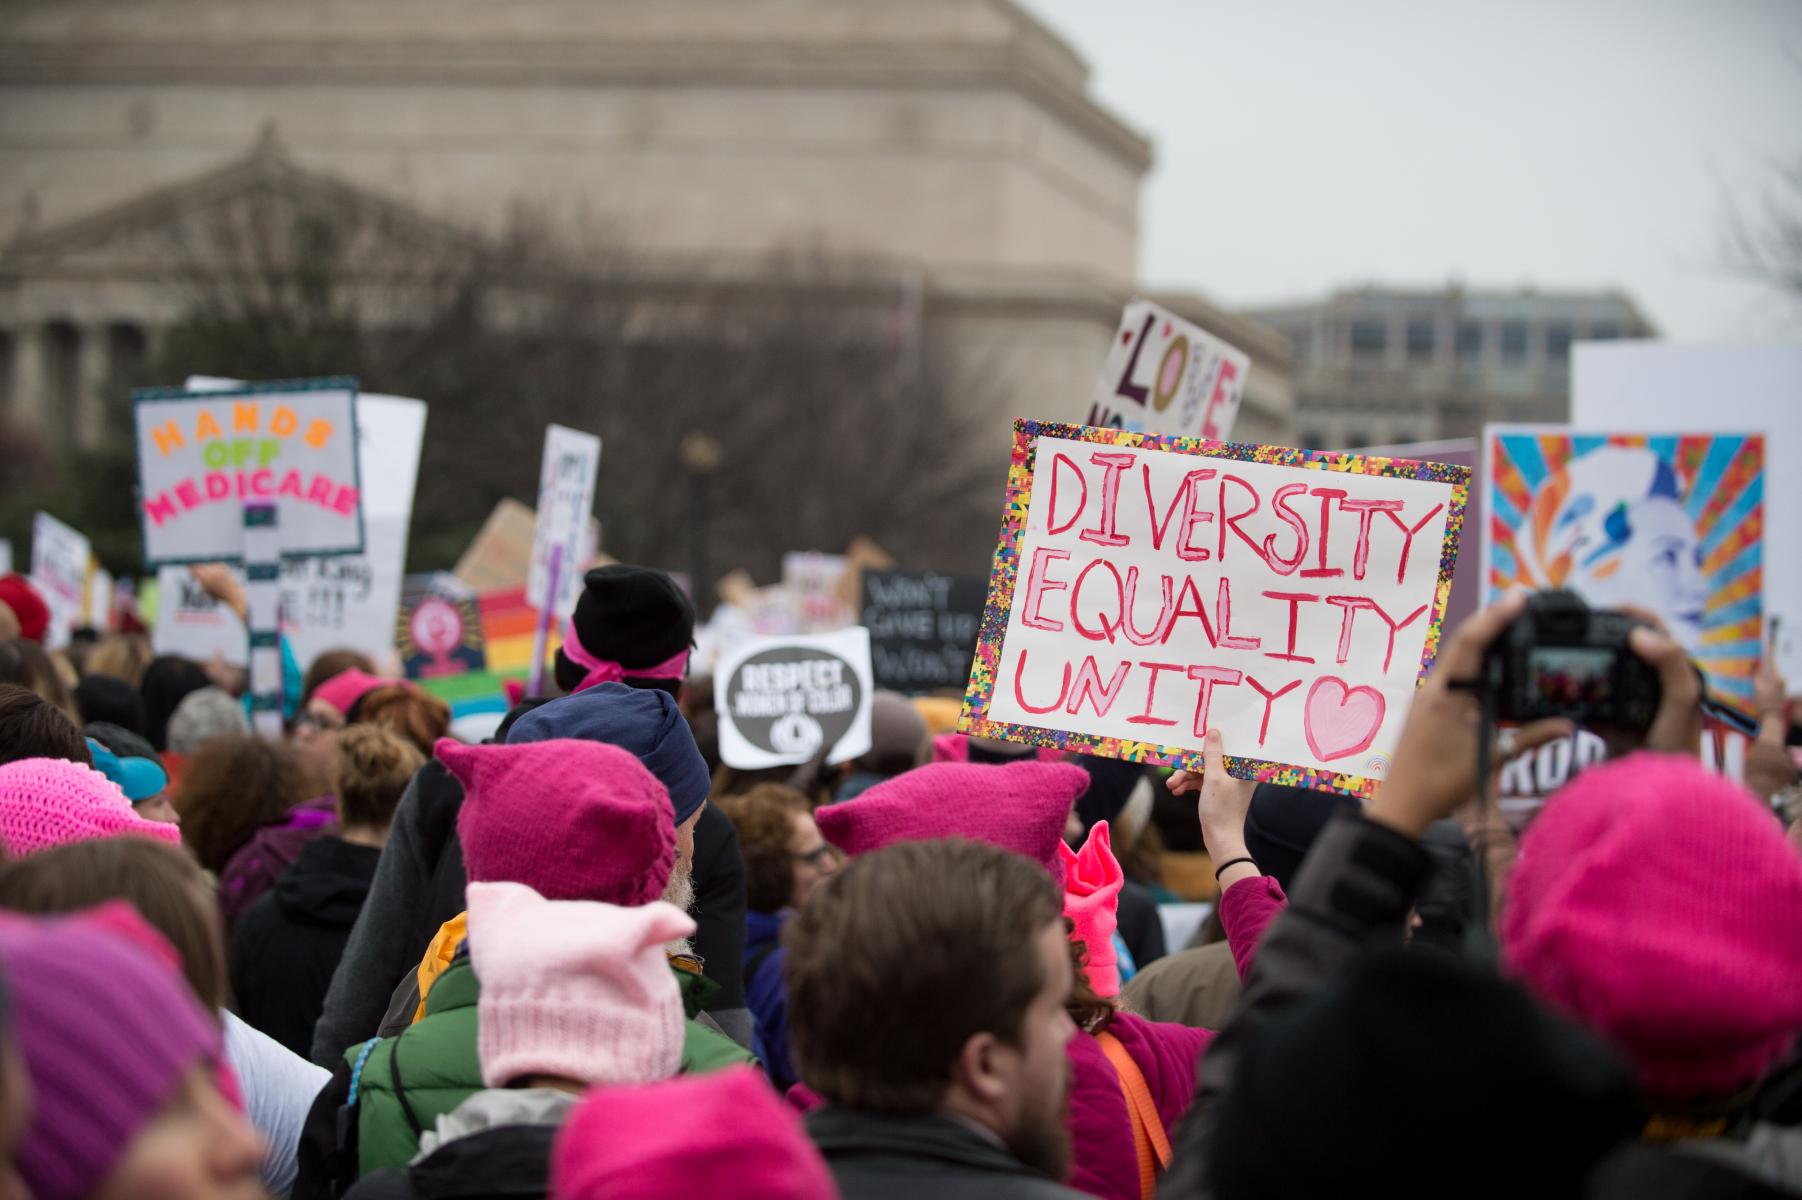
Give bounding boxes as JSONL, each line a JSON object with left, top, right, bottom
{"left": 1303, "top": 677, "right": 1386, "bottom": 762}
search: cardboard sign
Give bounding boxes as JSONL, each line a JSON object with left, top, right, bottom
{"left": 30, "top": 511, "right": 92, "bottom": 649}
{"left": 715, "top": 627, "right": 875, "bottom": 769}
{"left": 1574, "top": 343, "right": 1800, "bottom": 681}
{"left": 1086, "top": 299, "right": 1250, "bottom": 441}
{"left": 861, "top": 568, "right": 986, "bottom": 694}
{"left": 133, "top": 377, "right": 364, "bottom": 566}
{"left": 528, "top": 424, "right": 602, "bottom": 620}
{"left": 960, "top": 420, "right": 1470, "bottom": 798}
{"left": 1483, "top": 426, "right": 1764, "bottom": 718}
{"left": 397, "top": 592, "right": 486, "bottom": 679}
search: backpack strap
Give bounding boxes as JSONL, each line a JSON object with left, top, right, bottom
{"left": 387, "top": 1033, "right": 427, "bottom": 1139}
{"left": 1095, "top": 1030, "right": 1172, "bottom": 1200}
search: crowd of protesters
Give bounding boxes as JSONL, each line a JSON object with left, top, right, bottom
{"left": 0, "top": 558, "right": 1797, "bottom": 1200}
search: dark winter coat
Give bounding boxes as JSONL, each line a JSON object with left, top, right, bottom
{"left": 232, "top": 836, "right": 382, "bottom": 1057}
{"left": 806, "top": 1107, "right": 1090, "bottom": 1200}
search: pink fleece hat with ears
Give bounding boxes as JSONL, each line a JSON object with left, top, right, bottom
{"left": 1503, "top": 752, "right": 1802, "bottom": 1100}
{"left": 551, "top": 1065, "right": 837, "bottom": 1200}
{"left": 310, "top": 668, "right": 392, "bottom": 719}
{"left": 814, "top": 759, "right": 1089, "bottom": 886}
{"left": 1061, "top": 821, "right": 1125, "bottom": 997}
{"left": 0, "top": 757, "right": 183, "bottom": 858}
{"left": 467, "top": 881, "right": 692, "bottom": 1089}
{"left": 439, "top": 738, "right": 676, "bottom": 905}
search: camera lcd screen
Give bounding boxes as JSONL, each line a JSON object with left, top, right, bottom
{"left": 1527, "top": 646, "right": 1615, "bottom": 707}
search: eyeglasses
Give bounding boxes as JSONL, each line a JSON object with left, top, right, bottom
{"left": 794, "top": 844, "right": 836, "bottom": 867}
{"left": 294, "top": 711, "right": 346, "bottom": 734}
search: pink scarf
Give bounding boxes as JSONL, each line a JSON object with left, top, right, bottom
{"left": 561, "top": 618, "right": 690, "bottom": 693}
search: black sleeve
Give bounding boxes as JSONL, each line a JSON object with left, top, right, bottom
{"left": 291, "top": 1056, "right": 356, "bottom": 1200}
{"left": 1116, "top": 878, "right": 1168, "bottom": 969}
{"left": 691, "top": 803, "right": 747, "bottom": 1011}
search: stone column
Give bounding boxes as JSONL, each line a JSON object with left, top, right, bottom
{"left": 8, "top": 324, "right": 46, "bottom": 433}
{"left": 75, "top": 322, "right": 109, "bottom": 449}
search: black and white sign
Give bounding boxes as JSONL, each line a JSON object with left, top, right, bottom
{"left": 860, "top": 569, "right": 985, "bottom": 694}
{"left": 715, "top": 627, "right": 873, "bottom": 769}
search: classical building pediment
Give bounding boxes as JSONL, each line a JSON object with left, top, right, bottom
{"left": 2, "top": 127, "right": 482, "bottom": 281}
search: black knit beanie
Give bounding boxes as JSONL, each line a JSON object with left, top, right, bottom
{"left": 552, "top": 565, "right": 695, "bottom": 695}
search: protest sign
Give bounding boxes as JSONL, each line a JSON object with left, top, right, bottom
{"left": 397, "top": 591, "right": 486, "bottom": 679}
{"left": 151, "top": 566, "right": 247, "bottom": 666}
{"left": 1483, "top": 426, "right": 1763, "bottom": 717}
{"left": 715, "top": 627, "right": 874, "bottom": 769}
{"left": 1085, "top": 300, "right": 1250, "bottom": 441}
{"left": 861, "top": 569, "right": 986, "bottom": 694}
{"left": 960, "top": 420, "right": 1469, "bottom": 798}
{"left": 528, "top": 424, "right": 603, "bottom": 621}
{"left": 1355, "top": 439, "right": 1481, "bottom": 635}
{"left": 133, "top": 377, "right": 363, "bottom": 566}
{"left": 86, "top": 566, "right": 113, "bottom": 631}
{"left": 1574, "top": 342, "right": 1799, "bottom": 680}
{"left": 782, "top": 551, "right": 854, "bottom": 633}
{"left": 30, "top": 511, "right": 92, "bottom": 649}
{"left": 0, "top": 539, "right": 11, "bottom": 575}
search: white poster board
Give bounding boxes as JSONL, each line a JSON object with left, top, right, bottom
{"left": 1574, "top": 342, "right": 1799, "bottom": 680}
{"left": 715, "top": 626, "right": 874, "bottom": 769}
{"left": 133, "top": 377, "right": 364, "bottom": 565}
{"left": 30, "top": 511, "right": 91, "bottom": 649}
{"left": 1084, "top": 299, "right": 1250, "bottom": 441}
{"left": 0, "top": 539, "right": 11, "bottom": 575}
{"left": 528, "top": 424, "right": 603, "bottom": 620}
{"left": 782, "top": 551, "right": 854, "bottom": 633}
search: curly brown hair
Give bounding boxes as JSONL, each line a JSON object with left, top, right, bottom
{"left": 715, "top": 784, "right": 810, "bottom": 913}
{"left": 174, "top": 733, "right": 309, "bottom": 872}
{"left": 349, "top": 685, "right": 452, "bottom": 757}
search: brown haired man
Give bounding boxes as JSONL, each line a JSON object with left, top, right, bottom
{"left": 787, "top": 838, "right": 1087, "bottom": 1199}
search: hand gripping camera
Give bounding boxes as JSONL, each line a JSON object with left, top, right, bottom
{"left": 1479, "top": 589, "right": 1663, "bottom": 733}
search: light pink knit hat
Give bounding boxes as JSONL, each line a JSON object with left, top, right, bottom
{"left": 1503, "top": 752, "right": 1802, "bottom": 1099}
{"left": 0, "top": 757, "right": 183, "bottom": 858}
{"left": 551, "top": 1065, "right": 837, "bottom": 1200}
{"left": 466, "top": 880, "right": 693, "bottom": 1089}
{"left": 813, "top": 760, "right": 1088, "bottom": 886}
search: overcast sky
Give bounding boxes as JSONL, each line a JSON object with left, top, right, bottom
{"left": 1017, "top": 0, "right": 1802, "bottom": 341}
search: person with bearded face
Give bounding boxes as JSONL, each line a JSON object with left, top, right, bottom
{"left": 789, "top": 838, "right": 1088, "bottom": 1199}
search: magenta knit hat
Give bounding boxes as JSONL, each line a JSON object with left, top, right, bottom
{"left": 0, "top": 757, "right": 183, "bottom": 858}
{"left": 0, "top": 904, "right": 223, "bottom": 1200}
{"left": 467, "top": 881, "right": 692, "bottom": 1089}
{"left": 440, "top": 737, "right": 677, "bottom": 904}
{"left": 551, "top": 1065, "right": 837, "bottom": 1200}
{"left": 814, "top": 759, "right": 1089, "bottom": 886}
{"left": 311, "top": 667, "right": 392, "bottom": 719}
{"left": 1503, "top": 752, "right": 1802, "bottom": 1099}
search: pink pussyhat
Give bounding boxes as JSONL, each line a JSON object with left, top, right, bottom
{"left": 0, "top": 758, "right": 183, "bottom": 858}
{"left": 1061, "top": 821, "right": 1125, "bottom": 997}
{"left": 551, "top": 1065, "right": 837, "bottom": 1200}
{"left": 813, "top": 759, "right": 1089, "bottom": 886}
{"left": 310, "top": 667, "right": 394, "bottom": 719}
{"left": 1503, "top": 751, "right": 1802, "bottom": 1100}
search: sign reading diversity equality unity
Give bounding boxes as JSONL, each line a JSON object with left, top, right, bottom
{"left": 959, "top": 421, "right": 1469, "bottom": 798}
{"left": 133, "top": 377, "right": 364, "bottom": 566}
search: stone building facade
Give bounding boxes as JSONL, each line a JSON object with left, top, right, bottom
{"left": 0, "top": 0, "right": 1293, "bottom": 451}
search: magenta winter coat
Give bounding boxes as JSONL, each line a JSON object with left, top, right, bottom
{"left": 217, "top": 794, "right": 339, "bottom": 928}
{"left": 1065, "top": 875, "right": 1287, "bottom": 1200}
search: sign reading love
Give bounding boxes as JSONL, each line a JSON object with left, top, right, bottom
{"left": 959, "top": 421, "right": 1470, "bottom": 798}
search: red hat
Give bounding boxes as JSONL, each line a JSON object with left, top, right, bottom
{"left": 0, "top": 574, "right": 50, "bottom": 643}
{"left": 814, "top": 760, "right": 1088, "bottom": 886}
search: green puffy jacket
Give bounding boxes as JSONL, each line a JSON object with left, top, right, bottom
{"left": 347, "top": 954, "right": 754, "bottom": 1176}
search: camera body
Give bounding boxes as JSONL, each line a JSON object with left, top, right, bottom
{"left": 1480, "top": 589, "right": 1662, "bottom": 732}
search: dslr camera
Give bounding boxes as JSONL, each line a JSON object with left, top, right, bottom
{"left": 1480, "top": 589, "right": 1662, "bottom": 732}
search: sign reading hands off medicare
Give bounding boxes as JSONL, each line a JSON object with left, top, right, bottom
{"left": 715, "top": 627, "right": 874, "bottom": 770}
{"left": 960, "top": 421, "right": 1469, "bottom": 799}
{"left": 134, "top": 377, "right": 363, "bottom": 566}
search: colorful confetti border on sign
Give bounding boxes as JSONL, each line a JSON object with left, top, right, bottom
{"left": 956, "top": 419, "right": 1472, "bottom": 799}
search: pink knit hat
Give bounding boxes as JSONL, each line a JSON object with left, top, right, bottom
{"left": 0, "top": 757, "right": 183, "bottom": 858}
{"left": 1503, "top": 752, "right": 1802, "bottom": 1099}
{"left": 1061, "top": 820, "right": 1125, "bottom": 997}
{"left": 466, "top": 881, "right": 692, "bottom": 1089}
{"left": 551, "top": 1065, "right": 837, "bottom": 1200}
{"left": 813, "top": 760, "right": 1088, "bottom": 886}
{"left": 310, "top": 668, "right": 393, "bottom": 719}
{"left": 442, "top": 737, "right": 676, "bottom": 905}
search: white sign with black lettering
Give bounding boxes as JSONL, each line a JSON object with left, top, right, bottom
{"left": 715, "top": 626, "right": 874, "bottom": 769}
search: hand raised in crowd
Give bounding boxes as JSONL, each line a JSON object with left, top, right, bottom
{"left": 1367, "top": 591, "right": 1574, "bottom": 840}
{"left": 1172, "top": 728, "right": 1260, "bottom": 889}
{"left": 1616, "top": 603, "right": 1704, "bottom": 756}
{"left": 189, "top": 562, "right": 249, "bottom": 622}
{"left": 1753, "top": 652, "right": 1789, "bottom": 746}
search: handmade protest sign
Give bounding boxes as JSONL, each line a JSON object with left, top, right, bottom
{"left": 397, "top": 592, "right": 486, "bottom": 679}
{"left": 133, "top": 377, "right": 363, "bottom": 566}
{"left": 715, "top": 627, "right": 874, "bottom": 770}
{"left": 782, "top": 552, "right": 854, "bottom": 633}
{"left": 30, "top": 511, "right": 91, "bottom": 649}
{"left": 861, "top": 569, "right": 986, "bottom": 694}
{"left": 1483, "top": 426, "right": 1763, "bottom": 718}
{"left": 1085, "top": 300, "right": 1250, "bottom": 441}
{"left": 528, "top": 424, "right": 602, "bottom": 621}
{"left": 960, "top": 421, "right": 1469, "bottom": 798}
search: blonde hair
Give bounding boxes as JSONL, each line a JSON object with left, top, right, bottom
{"left": 86, "top": 633, "right": 155, "bottom": 687}
{"left": 337, "top": 724, "right": 425, "bottom": 830}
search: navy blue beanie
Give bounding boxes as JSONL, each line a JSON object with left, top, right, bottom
{"left": 505, "top": 682, "right": 709, "bottom": 824}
